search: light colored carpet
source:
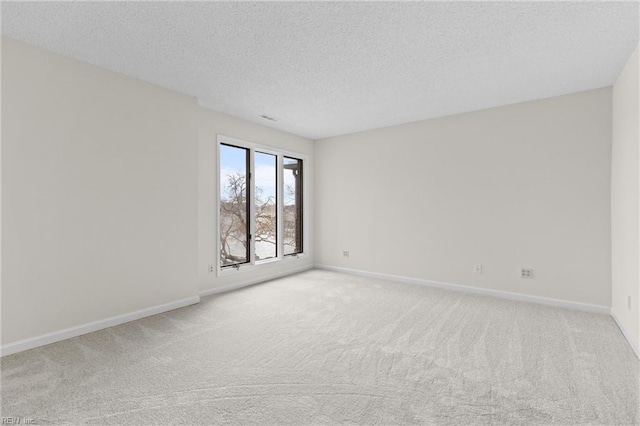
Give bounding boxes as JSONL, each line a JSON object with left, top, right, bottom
{"left": 1, "top": 269, "right": 639, "bottom": 425}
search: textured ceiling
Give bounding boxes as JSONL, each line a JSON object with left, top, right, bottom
{"left": 2, "top": 1, "right": 639, "bottom": 140}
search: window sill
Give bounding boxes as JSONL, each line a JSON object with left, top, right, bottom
{"left": 217, "top": 253, "right": 308, "bottom": 277}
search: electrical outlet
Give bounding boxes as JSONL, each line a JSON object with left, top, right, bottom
{"left": 208, "top": 265, "right": 216, "bottom": 274}
{"left": 474, "top": 264, "right": 483, "bottom": 274}
{"left": 520, "top": 268, "right": 533, "bottom": 279}
{"left": 343, "top": 250, "right": 349, "bottom": 258}
{"left": 628, "top": 295, "right": 632, "bottom": 310}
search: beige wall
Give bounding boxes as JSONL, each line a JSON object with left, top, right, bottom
{"left": 316, "top": 88, "right": 613, "bottom": 307}
{"left": 612, "top": 43, "right": 640, "bottom": 348}
{"left": 1, "top": 37, "right": 315, "bottom": 350}
{"left": 1, "top": 38, "right": 199, "bottom": 345}
{"left": 197, "top": 107, "right": 314, "bottom": 293}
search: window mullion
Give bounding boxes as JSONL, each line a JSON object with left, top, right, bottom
{"left": 277, "top": 154, "right": 284, "bottom": 260}
{"left": 248, "top": 148, "right": 256, "bottom": 265}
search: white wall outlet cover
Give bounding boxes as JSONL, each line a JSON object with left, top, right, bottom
{"left": 520, "top": 268, "right": 534, "bottom": 279}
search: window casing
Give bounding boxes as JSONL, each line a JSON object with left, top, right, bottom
{"left": 217, "top": 135, "right": 306, "bottom": 273}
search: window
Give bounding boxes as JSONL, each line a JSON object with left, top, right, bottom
{"left": 283, "top": 157, "right": 303, "bottom": 255}
{"left": 254, "top": 152, "right": 277, "bottom": 261}
{"left": 219, "top": 144, "right": 249, "bottom": 267}
{"left": 218, "top": 136, "right": 305, "bottom": 271}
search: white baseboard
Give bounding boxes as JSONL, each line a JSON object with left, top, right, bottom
{"left": 0, "top": 295, "right": 200, "bottom": 357}
{"left": 199, "top": 264, "right": 314, "bottom": 297}
{"left": 315, "top": 264, "right": 611, "bottom": 315}
{"left": 611, "top": 310, "right": 640, "bottom": 359}
{"left": 2, "top": 264, "right": 314, "bottom": 357}
{"left": 6, "top": 266, "right": 633, "bottom": 360}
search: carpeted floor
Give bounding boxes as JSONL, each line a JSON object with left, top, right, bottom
{"left": 1, "top": 269, "right": 639, "bottom": 425}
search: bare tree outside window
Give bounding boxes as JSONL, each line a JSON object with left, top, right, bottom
{"left": 254, "top": 152, "right": 277, "bottom": 260}
{"left": 220, "top": 144, "right": 249, "bottom": 266}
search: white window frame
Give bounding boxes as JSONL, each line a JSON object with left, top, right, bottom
{"left": 216, "top": 134, "right": 308, "bottom": 276}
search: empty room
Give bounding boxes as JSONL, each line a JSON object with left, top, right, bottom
{"left": 1, "top": 1, "right": 639, "bottom": 425}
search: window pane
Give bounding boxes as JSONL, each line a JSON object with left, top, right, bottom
{"left": 283, "top": 157, "right": 303, "bottom": 255}
{"left": 220, "top": 144, "right": 249, "bottom": 267}
{"left": 255, "top": 152, "right": 277, "bottom": 260}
